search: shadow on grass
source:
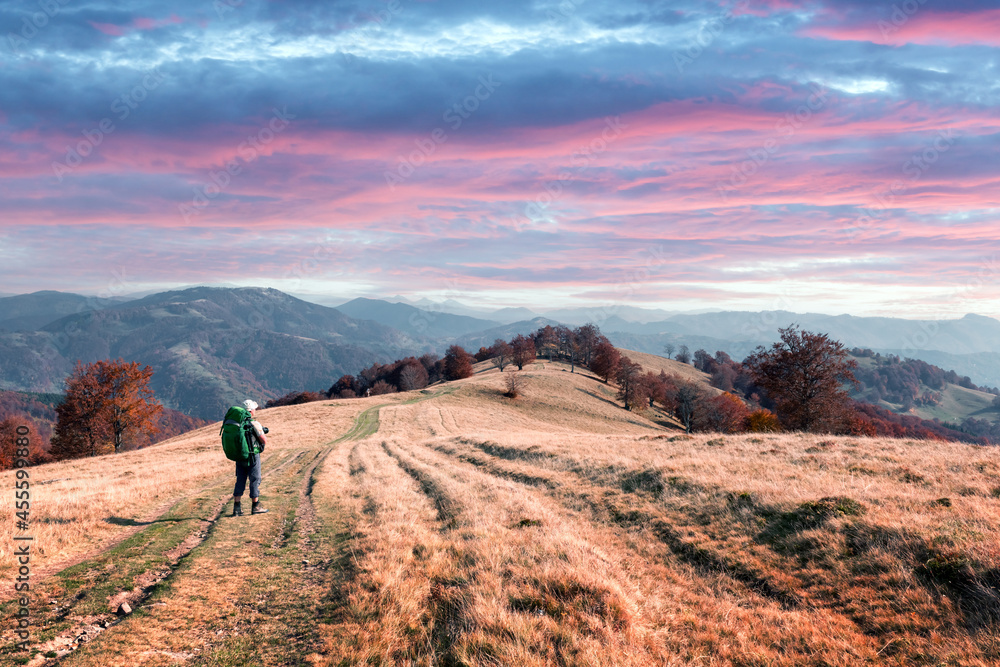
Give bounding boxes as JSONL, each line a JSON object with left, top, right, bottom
{"left": 103, "top": 516, "right": 185, "bottom": 527}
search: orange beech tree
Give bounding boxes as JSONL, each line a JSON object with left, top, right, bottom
{"left": 50, "top": 359, "right": 163, "bottom": 459}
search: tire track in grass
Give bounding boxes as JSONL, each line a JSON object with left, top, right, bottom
{"left": 334, "top": 405, "right": 382, "bottom": 442}
{"left": 380, "top": 441, "right": 465, "bottom": 527}
{"left": 333, "top": 388, "right": 458, "bottom": 445}
{"left": 385, "top": 439, "right": 684, "bottom": 665}
{"left": 308, "top": 437, "right": 467, "bottom": 665}
{"left": 51, "top": 444, "right": 337, "bottom": 666}
{"left": 0, "top": 450, "right": 305, "bottom": 664}
{"left": 402, "top": 438, "right": 888, "bottom": 665}
{"left": 1, "top": 449, "right": 304, "bottom": 605}
{"left": 431, "top": 436, "right": 968, "bottom": 663}
{"left": 438, "top": 437, "right": 806, "bottom": 608}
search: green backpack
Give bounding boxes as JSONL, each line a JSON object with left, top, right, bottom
{"left": 220, "top": 406, "right": 259, "bottom": 463}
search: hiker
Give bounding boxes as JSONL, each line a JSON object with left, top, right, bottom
{"left": 232, "top": 399, "right": 268, "bottom": 517}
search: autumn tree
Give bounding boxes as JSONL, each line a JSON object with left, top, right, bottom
{"left": 590, "top": 341, "right": 621, "bottom": 383}
{"left": 655, "top": 371, "right": 679, "bottom": 413}
{"left": 534, "top": 325, "right": 560, "bottom": 361}
{"left": 695, "top": 392, "right": 750, "bottom": 434}
{"left": 641, "top": 371, "right": 666, "bottom": 409}
{"left": 675, "top": 382, "right": 703, "bottom": 433}
{"left": 743, "top": 326, "right": 858, "bottom": 432}
{"left": 328, "top": 374, "right": 360, "bottom": 398}
{"left": 50, "top": 359, "right": 163, "bottom": 459}
{"left": 50, "top": 363, "right": 109, "bottom": 459}
{"left": 444, "top": 345, "right": 475, "bottom": 381}
{"left": 615, "top": 357, "right": 645, "bottom": 411}
{"left": 556, "top": 326, "right": 579, "bottom": 371}
{"left": 575, "top": 324, "right": 602, "bottom": 367}
{"left": 397, "top": 360, "right": 429, "bottom": 391}
{"left": 490, "top": 339, "right": 514, "bottom": 372}
{"left": 511, "top": 334, "right": 536, "bottom": 370}
{"left": 370, "top": 380, "right": 398, "bottom": 395}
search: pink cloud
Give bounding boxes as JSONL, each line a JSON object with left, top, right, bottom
{"left": 88, "top": 21, "right": 125, "bottom": 36}
{"left": 802, "top": 9, "right": 1000, "bottom": 47}
{"left": 133, "top": 15, "right": 185, "bottom": 30}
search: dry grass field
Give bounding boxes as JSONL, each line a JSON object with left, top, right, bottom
{"left": 2, "top": 360, "right": 999, "bottom": 666}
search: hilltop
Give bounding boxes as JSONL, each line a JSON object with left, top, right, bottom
{"left": 2, "top": 359, "right": 998, "bottom": 666}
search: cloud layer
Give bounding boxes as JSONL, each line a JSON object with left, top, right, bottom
{"left": 2, "top": 0, "right": 998, "bottom": 317}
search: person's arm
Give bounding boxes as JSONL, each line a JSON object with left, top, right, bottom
{"left": 251, "top": 420, "right": 267, "bottom": 450}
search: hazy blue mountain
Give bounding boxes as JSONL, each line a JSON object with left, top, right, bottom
{"left": 542, "top": 305, "right": 680, "bottom": 324}
{"left": 335, "top": 297, "right": 500, "bottom": 339}
{"left": 489, "top": 307, "right": 540, "bottom": 323}
{"left": 0, "top": 290, "right": 120, "bottom": 331}
{"left": 0, "top": 287, "right": 427, "bottom": 419}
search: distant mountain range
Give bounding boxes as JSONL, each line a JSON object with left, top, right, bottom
{"left": 5, "top": 287, "right": 1000, "bottom": 421}
{"left": 0, "top": 287, "right": 429, "bottom": 420}
{"left": 335, "top": 297, "right": 500, "bottom": 340}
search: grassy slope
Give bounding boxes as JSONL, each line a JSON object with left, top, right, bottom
{"left": 1, "top": 359, "right": 998, "bottom": 666}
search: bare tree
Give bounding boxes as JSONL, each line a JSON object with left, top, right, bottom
{"left": 575, "top": 324, "right": 601, "bottom": 366}
{"left": 663, "top": 343, "right": 676, "bottom": 360}
{"left": 490, "top": 339, "right": 514, "bottom": 372}
{"left": 675, "top": 345, "right": 691, "bottom": 364}
{"left": 675, "top": 384, "right": 701, "bottom": 433}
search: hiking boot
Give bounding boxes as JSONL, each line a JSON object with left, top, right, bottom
{"left": 232, "top": 503, "right": 243, "bottom": 517}
{"left": 251, "top": 503, "right": 268, "bottom": 515}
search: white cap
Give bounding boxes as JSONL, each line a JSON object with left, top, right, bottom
{"left": 243, "top": 399, "right": 258, "bottom": 412}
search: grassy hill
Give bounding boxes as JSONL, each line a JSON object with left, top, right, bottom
{"left": 850, "top": 355, "right": 1000, "bottom": 427}
{"left": 2, "top": 360, "right": 999, "bottom": 665}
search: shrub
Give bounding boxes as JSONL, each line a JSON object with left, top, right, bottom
{"left": 504, "top": 372, "right": 525, "bottom": 398}
{"left": 745, "top": 409, "right": 781, "bottom": 433}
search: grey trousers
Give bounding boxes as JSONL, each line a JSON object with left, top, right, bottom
{"left": 233, "top": 455, "right": 261, "bottom": 499}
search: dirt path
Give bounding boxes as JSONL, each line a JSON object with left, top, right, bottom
{"left": 4, "top": 450, "right": 308, "bottom": 602}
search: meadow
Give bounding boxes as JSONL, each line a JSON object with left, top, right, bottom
{"left": 2, "top": 358, "right": 998, "bottom": 665}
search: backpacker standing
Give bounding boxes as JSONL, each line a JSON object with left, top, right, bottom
{"left": 231, "top": 399, "right": 268, "bottom": 516}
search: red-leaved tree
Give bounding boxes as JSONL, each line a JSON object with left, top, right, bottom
{"left": 50, "top": 359, "right": 163, "bottom": 459}
{"left": 744, "top": 326, "right": 858, "bottom": 432}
